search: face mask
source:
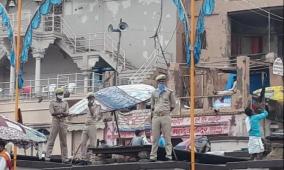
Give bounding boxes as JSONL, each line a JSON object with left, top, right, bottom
{"left": 88, "top": 99, "right": 94, "bottom": 105}
{"left": 158, "top": 82, "right": 166, "bottom": 95}
{"left": 57, "top": 95, "right": 63, "bottom": 100}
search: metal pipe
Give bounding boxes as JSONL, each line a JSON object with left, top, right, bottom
{"left": 14, "top": 0, "right": 23, "bottom": 169}
{"left": 113, "top": 111, "right": 121, "bottom": 145}
{"left": 268, "top": 11, "right": 271, "bottom": 52}
{"left": 114, "top": 30, "right": 121, "bottom": 86}
{"left": 189, "top": 0, "right": 197, "bottom": 169}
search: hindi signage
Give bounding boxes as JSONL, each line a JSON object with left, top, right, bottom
{"left": 273, "top": 58, "right": 283, "bottom": 76}
{"left": 106, "top": 113, "right": 232, "bottom": 140}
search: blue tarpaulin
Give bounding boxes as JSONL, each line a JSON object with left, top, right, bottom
{"left": 0, "top": 3, "right": 15, "bottom": 66}
{"left": 172, "top": 0, "right": 215, "bottom": 65}
{"left": 95, "top": 86, "right": 142, "bottom": 110}
{"left": 18, "top": 0, "right": 62, "bottom": 88}
{"left": 225, "top": 73, "right": 236, "bottom": 90}
{"left": 250, "top": 70, "right": 270, "bottom": 94}
{"left": 171, "top": 0, "right": 190, "bottom": 64}
{"left": 194, "top": 0, "right": 215, "bottom": 64}
{"left": 69, "top": 84, "right": 155, "bottom": 115}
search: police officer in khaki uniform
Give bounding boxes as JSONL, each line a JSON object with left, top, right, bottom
{"left": 150, "top": 74, "right": 175, "bottom": 161}
{"left": 80, "top": 93, "right": 102, "bottom": 164}
{"left": 45, "top": 88, "right": 69, "bottom": 162}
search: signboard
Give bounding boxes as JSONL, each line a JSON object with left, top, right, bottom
{"left": 116, "top": 124, "right": 230, "bottom": 139}
{"left": 105, "top": 110, "right": 233, "bottom": 141}
{"left": 273, "top": 58, "right": 283, "bottom": 76}
{"left": 171, "top": 115, "right": 232, "bottom": 127}
{"left": 171, "top": 124, "right": 230, "bottom": 136}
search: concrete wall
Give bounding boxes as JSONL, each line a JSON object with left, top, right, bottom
{"left": 63, "top": 0, "right": 177, "bottom": 68}
{"left": 176, "top": 0, "right": 283, "bottom": 63}
{"left": 202, "top": 0, "right": 283, "bottom": 62}
{"left": 175, "top": 0, "right": 283, "bottom": 96}
{"left": 20, "top": 45, "right": 81, "bottom": 81}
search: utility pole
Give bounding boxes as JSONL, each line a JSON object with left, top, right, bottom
{"left": 189, "top": 0, "right": 196, "bottom": 170}
{"left": 14, "top": 0, "right": 22, "bottom": 169}
{"left": 115, "top": 29, "right": 122, "bottom": 86}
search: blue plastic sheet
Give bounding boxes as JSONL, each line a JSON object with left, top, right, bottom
{"left": 31, "top": 11, "right": 41, "bottom": 29}
{"left": 171, "top": 0, "right": 191, "bottom": 65}
{"left": 224, "top": 73, "right": 236, "bottom": 90}
{"left": 19, "top": 0, "right": 62, "bottom": 88}
{"left": 95, "top": 86, "right": 142, "bottom": 110}
{"left": 9, "top": 50, "right": 15, "bottom": 66}
{"left": 172, "top": 0, "right": 215, "bottom": 65}
{"left": 203, "top": 0, "right": 215, "bottom": 15}
{"left": 193, "top": 0, "right": 215, "bottom": 64}
{"left": 39, "top": 0, "right": 51, "bottom": 15}
{"left": 0, "top": 4, "right": 15, "bottom": 66}
{"left": 0, "top": 5, "right": 3, "bottom": 15}
{"left": 50, "top": 0, "right": 62, "bottom": 5}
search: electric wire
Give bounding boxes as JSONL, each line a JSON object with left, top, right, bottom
{"left": 150, "top": 0, "right": 169, "bottom": 67}
{"left": 241, "top": 0, "right": 284, "bottom": 20}
{"left": 232, "top": 0, "right": 283, "bottom": 22}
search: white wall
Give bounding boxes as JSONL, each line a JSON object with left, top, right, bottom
{"left": 63, "top": 0, "right": 177, "bottom": 68}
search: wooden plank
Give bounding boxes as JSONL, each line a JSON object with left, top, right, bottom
{"left": 224, "top": 151, "right": 250, "bottom": 158}
{"left": 226, "top": 159, "right": 284, "bottom": 169}
{"left": 236, "top": 56, "right": 250, "bottom": 109}
{"left": 179, "top": 94, "right": 232, "bottom": 99}
{"left": 43, "top": 163, "right": 139, "bottom": 170}
{"left": 17, "top": 160, "right": 71, "bottom": 169}
{"left": 138, "top": 161, "right": 189, "bottom": 169}
{"left": 42, "top": 161, "right": 228, "bottom": 170}
{"left": 88, "top": 145, "right": 152, "bottom": 155}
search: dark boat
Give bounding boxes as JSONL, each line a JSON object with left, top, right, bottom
{"left": 173, "top": 148, "right": 248, "bottom": 164}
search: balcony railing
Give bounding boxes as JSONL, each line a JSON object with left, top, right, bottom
{"left": 0, "top": 72, "right": 106, "bottom": 102}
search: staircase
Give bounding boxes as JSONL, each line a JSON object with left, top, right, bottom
{"left": 53, "top": 17, "right": 134, "bottom": 72}
{"left": 0, "top": 13, "right": 134, "bottom": 73}
{"left": 119, "top": 49, "right": 169, "bottom": 85}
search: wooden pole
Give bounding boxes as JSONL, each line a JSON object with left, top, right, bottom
{"left": 113, "top": 111, "right": 121, "bottom": 145}
{"left": 189, "top": 0, "right": 196, "bottom": 170}
{"left": 14, "top": 0, "right": 22, "bottom": 169}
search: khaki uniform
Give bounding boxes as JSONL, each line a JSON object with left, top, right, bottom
{"left": 80, "top": 104, "right": 102, "bottom": 160}
{"left": 150, "top": 89, "right": 175, "bottom": 160}
{"left": 45, "top": 100, "right": 69, "bottom": 162}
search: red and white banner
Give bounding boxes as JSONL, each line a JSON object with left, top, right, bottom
{"left": 105, "top": 111, "right": 233, "bottom": 141}
{"left": 107, "top": 124, "right": 230, "bottom": 139}
{"left": 172, "top": 124, "right": 230, "bottom": 136}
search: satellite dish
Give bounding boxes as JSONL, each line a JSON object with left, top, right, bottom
{"left": 108, "top": 24, "right": 114, "bottom": 32}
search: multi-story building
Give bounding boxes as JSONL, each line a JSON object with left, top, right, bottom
{"left": 0, "top": 0, "right": 177, "bottom": 157}
{"left": 0, "top": 0, "right": 283, "bottom": 158}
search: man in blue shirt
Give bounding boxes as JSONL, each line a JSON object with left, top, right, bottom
{"left": 245, "top": 106, "right": 268, "bottom": 160}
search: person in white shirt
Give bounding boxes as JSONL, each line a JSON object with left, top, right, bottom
{"left": 0, "top": 140, "right": 12, "bottom": 170}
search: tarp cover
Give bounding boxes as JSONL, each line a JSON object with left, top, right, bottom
{"left": 0, "top": 116, "right": 47, "bottom": 147}
{"left": 69, "top": 84, "right": 155, "bottom": 115}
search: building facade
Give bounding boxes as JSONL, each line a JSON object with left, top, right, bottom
{"left": 0, "top": 0, "right": 283, "bottom": 158}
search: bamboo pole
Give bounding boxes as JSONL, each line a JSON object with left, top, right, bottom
{"left": 189, "top": 0, "right": 196, "bottom": 170}
{"left": 14, "top": 0, "right": 23, "bottom": 169}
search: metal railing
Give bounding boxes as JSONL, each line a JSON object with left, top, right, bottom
{"left": 128, "top": 49, "right": 160, "bottom": 84}
{"left": 54, "top": 17, "right": 127, "bottom": 70}
{"left": 0, "top": 72, "right": 105, "bottom": 101}
{"left": 0, "top": 13, "right": 127, "bottom": 71}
